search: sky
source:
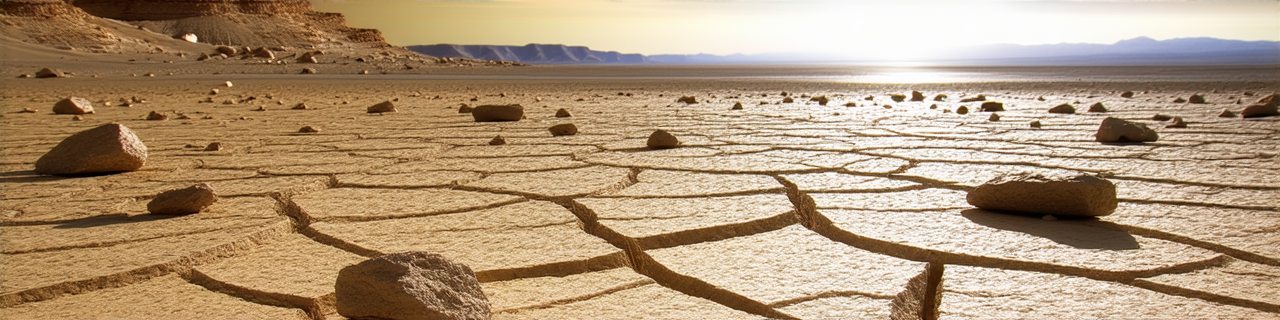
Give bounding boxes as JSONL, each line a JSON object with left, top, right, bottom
{"left": 311, "top": 0, "right": 1280, "bottom": 60}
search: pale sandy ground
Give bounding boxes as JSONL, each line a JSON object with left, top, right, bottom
{"left": 0, "top": 52, "right": 1278, "bottom": 320}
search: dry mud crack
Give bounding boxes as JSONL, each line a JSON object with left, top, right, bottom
{"left": 1, "top": 78, "right": 1278, "bottom": 319}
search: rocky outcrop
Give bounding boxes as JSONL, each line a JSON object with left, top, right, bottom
{"left": 408, "top": 43, "right": 648, "bottom": 64}
{"left": 70, "top": 0, "right": 314, "bottom": 21}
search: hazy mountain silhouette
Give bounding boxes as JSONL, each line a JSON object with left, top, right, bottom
{"left": 408, "top": 37, "right": 1279, "bottom": 65}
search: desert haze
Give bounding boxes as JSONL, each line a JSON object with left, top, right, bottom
{"left": 1, "top": 0, "right": 1279, "bottom": 320}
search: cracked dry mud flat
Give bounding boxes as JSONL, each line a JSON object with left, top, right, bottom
{"left": 1, "top": 77, "right": 1278, "bottom": 319}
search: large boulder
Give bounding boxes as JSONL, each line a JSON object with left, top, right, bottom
{"left": 967, "top": 173, "right": 1118, "bottom": 217}
{"left": 34, "top": 123, "right": 147, "bottom": 175}
{"left": 148, "top": 183, "right": 218, "bottom": 215}
{"left": 1095, "top": 117, "right": 1158, "bottom": 143}
{"left": 472, "top": 104, "right": 524, "bottom": 122}
{"left": 53, "top": 97, "right": 94, "bottom": 114}
{"left": 1241, "top": 93, "right": 1278, "bottom": 118}
{"left": 647, "top": 130, "right": 680, "bottom": 149}
{"left": 35, "top": 68, "right": 64, "bottom": 78}
{"left": 335, "top": 252, "right": 490, "bottom": 320}
{"left": 1047, "top": 103, "right": 1075, "bottom": 114}
{"left": 548, "top": 123, "right": 578, "bottom": 136}
{"left": 368, "top": 101, "right": 397, "bottom": 113}
{"left": 979, "top": 101, "right": 1004, "bottom": 112}
{"left": 910, "top": 90, "right": 925, "bottom": 101}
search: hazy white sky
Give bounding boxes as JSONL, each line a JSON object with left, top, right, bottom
{"left": 312, "top": 0, "right": 1279, "bottom": 59}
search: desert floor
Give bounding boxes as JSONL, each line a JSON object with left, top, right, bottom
{"left": 1, "top": 67, "right": 1278, "bottom": 319}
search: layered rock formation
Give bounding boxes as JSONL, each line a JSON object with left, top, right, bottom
{"left": 409, "top": 44, "right": 647, "bottom": 64}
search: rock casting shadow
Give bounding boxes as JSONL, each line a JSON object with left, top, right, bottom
{"left": 961, "top": 209, "right": 1140, "bottom": 250}
{"left": 53, "top": 213, "right": 182, "bottom": 229}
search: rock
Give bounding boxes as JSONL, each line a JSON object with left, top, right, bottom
{"left": 53, "top": 97, "right": 94, "bottom": 114}
{"left": 1088, "top": 102, "right": 1107, "bottom": 112}
{"left": 203, "top": 142, "right": 222, "bottom": 151}
{"left": 864, "top": 95, "right": 874, "bottom": 101}
{"left": 254, "top": 106, "right": 266, "bottom": 111}
{"left": 548, "top": 123, "right": 578, "bottom": 136}
{"left": 35, "top": 68, "right": 64, "bottom": 78}
{"left": 1241, "top": 93, "right": 1279, "bottom": 118}
{"left": 146, "top": 111, "right": 167, "bottom": 120}
{"left": 647, "top": 130, "right": 680, "bottom": 149}
{"left": 297, "top": 53, "right": 318, "bottom": 63}
{"left": 1188, "top": 94, "right": 1206, "bottom": 104}
{"left": 677, "top": 96, "right": 698, "bottom": 104}
{"left": 1047, "top": 103, "right": 1075, "bottom": 114}
{"left": 1120, "top": 91, "right": 1134, "bottom": 98}
{"left": 956, "top": 106, "right": 969, "bottom": 114}
{"left": 335, "top": 252, "right": 490, "bottom": 320}
{"left": 959, "top": 95, "right": 986, "bottom": 102}
{"left": 966, "top": 173, "right": 1118, "bottom": 217}
{"left": 458, "top": 104, "right": 474, "bottom": 113}
{"left": 488, "top": 135, "right": 506, "bottom": 145}
{"left": 1029, "top": 120, "right": 1042, "bottom": 128}
{"left": 251, "top": 47, "right": 274, "bottom": 59}
{"left": 1166, "top": 116, "right": 1187, "bottom": 128}
{"left": 301, "top": 68, "right": 317, "bottom": 74}
{"left": 810, "top": 96, "right": 829, "bottom": 105}
{"left": 988, "top": 113, "right": 1000, "bottom": 121}
{"left": 979, "top": 101, "right": 1004, "bottom": 112}
{"left": 215, "top": 46, "right": 237, "bottom": 56}
{"left": 1173, "top": 97, "right": 1187, "bottom": 103}
{"left": 929, "top": 104, "right": 937, "bottom": 109}
{"left": 1151, "top": 114, "right": 1173, "bottom": 121}
{"left": 224, "top": 81, "right": 233, "bottom": 87}
{"left": 198, "top": 53, "right": 211, "bottom": 61}
{"left": 72, "top": 115, "right": 83, "bottom": 121}
{"left": 1095, "top": 117, "right": 1158, "bottom": 143}
{"left": 731, "top": 102, "right": 743, "bottom": 110}
{"left": 782, "top": 97, "right": 794, "bottom": 103}
{"left": 933, "top": 94, "right": 947, "bottom": 101}
{"left": 1218, "top": 109, "right": 1237, "bottom": 117}
{"left": 890, "top": 94, "right": 906, "bottom": 102}
{"left": 180, "top": 33, "right": 198, "bottom": 43}
{"left": 19, "top": 108, "right": 37, "bottom": 113}
{"left": 368, "top": 101, "right": 397, "bottom": 113}
{"left": 910, "top": 91, "right": 925, "bottom": 101}
{"left": 292, "top": 103, "right": 309, "bottom": 110}
{"left": 147, "top": 183, "right": 218, "bottom": 215}
{"left": 34, "top": 123, "right": 147, "bottom": 175}
{"left": 555, "top": 108, "right": 572, "bottom": 117}
{"left": 472, "top": 104, "right": 524, "bottom": 122}
{"left": 299, "top": 126, "right": 320, "bottom": 133}
{"left": 1037, "top": 96, "right": 1046, "bottom": 101}
{"left": 210, "top": 89, "right": 219, "bottom": 95}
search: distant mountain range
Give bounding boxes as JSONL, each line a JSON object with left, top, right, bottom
{"left": 408, "top": 37, "right": 1280, "bottom": 65}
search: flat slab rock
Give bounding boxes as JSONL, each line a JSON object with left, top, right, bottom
{"left": 581, "top": 194, "right": 795, "bottom": 248}
{"left": 462, "top": 166, "right": 631, "bottom": 198}
{"left": 966, "top": 173, "right": 1118, "bottom": 217}
{"left": 293, "top": 188, "right": 523, "bottom": 222}
{"left": 492, "top": 283, "right": 762, "bottom": 320}
{"left": 1, "top": 275, "right": 307, "bottom": 319}
{"left": 194, "top": 233, "right": 366, "bottom": 300}
{"left": 598, "top": 170, "right": 782, "bottom": 197}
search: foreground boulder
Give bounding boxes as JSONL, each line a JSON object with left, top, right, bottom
{"left": 647, "top": 130, "right": 680, "bottom": 149}
{"left": 35, "top": 68, "right": 64, "bottom": 78}
{"left": 555, "top": 108, "right": 571, "bottom": 117}
{"left": 336, "top": 252, "right": 490, "bottom": 320}
{"left": 967, "top": 173, "right": 1118, "bottom": 217}
{"left": 148, "top": 183, "right": 218, "bottom": 215}
{"left": 910, "top": 90, "right": 925, "bottom": 101}
{"left": 368, "top": 101, "right": 397, "bottom": 113}
{"left": 472, "top": 104, "right": 524, "bottom": 122}
{"left": 1088, "top": 102, "right": 1107, "bottom": 112}
{"left": 35, "top": 124, "right": 147, "bottom": 175}
{"left": 548, "top": 123, "right": 578, "bottom": 136}
{"left": 53, "top": 97, "right": 94, "bottom": 114}
{"left": 979, "top": 101, "right": 1004, "bottom": 112}
{"left": 1095, "top": 117, "right": 1158, "bottom": 143}
{"left": 1241, "top": 93, "right": 1278, "bottom": 118}
{"left": 676, "top": 96, "right": 697, "bottom": 104}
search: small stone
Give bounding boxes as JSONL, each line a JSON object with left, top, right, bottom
{"left": 18, "top": 74, "right": 31, "bottom": 78}
{"left": 1088, "top": 102, "right": 1107, "bottom": 112}
{"left": 72, "top": 115, "right": 83, "bottom": 121}
{"left": 910, "top": 90, "right": 925, "bottom": 101}
{"left": 488, "top": 135, "right": 506, "bottom": 145}
{"left": 979, "top": 101, "right": 1004, "bottom": 112}
{"left": 1151, "top": 114, "right": 1172, "bottom": 121}
{"left": 929, "top": 104, "right": 937, "bottom": 109}
{"left": 301, "top": 68, "right": 317, "bottom": 74}
{"left": 368, "top": 101, "right": 397, "bottom": 113}
{"left": 1095, "top": 117, "right": 1158, "bottom": 143}
{"left": 967, "top": 173, "right": 1118, "bottom": 217}
{"left": 1218, "top": 109, "right": 1236, "bottom": 117}
{"left": 147, "top": 183, "right": 218, "bottom": 215}
{"left": 292, "top": 103, "right": 309, "bottom": 110}
{"left": 883, "top": 105, "right": 893, "bottom": 109}
{"left": 988, "top": 113, "right": 1000, "bottom": 121}
{"left": 889, "top": 94, "right": 906, "bottom": 102}
{"left": 336, "top": 252, "right": 490, "bottom": 320}
{"left": 224, "top": 81, "right": 233, "bottom": 87}
{"left": 472, "top": 104, "right": 524, "bottom": 122}
{"left": 146, "top": 111, "right": 167, "bottom": 120}
{"left": 52, "top": 97, "right": 94, "bottom": 114}
{"left": 646, "top": 129, "right": 680, "bottom": 149}
{"left": 1042, "top": 215, "right": 1058, "bottom": 221}
{"left": 144, "top": 73, "right": 154, "bottom": 77}
{"left": 203, "top": 142, "right": 222, "bottom": 151}
{"left": 34, "top": 123, "right": 148, "bottom": 175}
{"left": 1120, "top": 91, "right": 1134, "bottom": 98}
{"left": 1036, "top": 96, "right": 1046, "bottom": 101}
{"left": 933, "top": 94, "right": 947, "bottom": 101}
{"left": 210, "top": 89, "right": 219, "bottom": 95}
{"left": 731, "top": 102, "right": 743, "bottom": 110}
{"left": 19, "top": 108, "right": 37, "bottom": 113}
{"left": 1241, "top": 93, "right": 1279, "bottom": 118}
{"left": 1047, "top": 103, "right": 1075, "bottom": 114}
{"left": 1173, "top": 97, "right": 1187, "bottom": 103}
{"left": 1029, "top": 120, "right": 1042, "bottom": 128}
{"left": 677, "top": 96, "right": 698, "bottom": 104}
{"left": 782, "top": 97, "right": 794, "bottom": 103}
{"left": 1166, "top": 116, "right": 1187, "bottom": 128}
{"left": 864, "top": 95, "right": 874, "bottom": 101}
{"left": 299, "top": 126, "right": 320, "bottom": 133}
{"left": 198, "top": 53, "right": 211, "bottom": 61}
{"left": 359, "top": 70, "right": 369, "bottom": 75}
{"left": 35, "top": 68, "right": 64, "bottom": 78}
{"left": 215, "top": 46, "right": 236, "bottom": 56}
{"left": 555, "top": 108, "right": 572, "bottom": 117}
{"left": 254, "top": 106, "right": 266, "bottom": 111}
{"left": 458, "top": 104, "right": 474, "bottom": 113}
{"left": 1188, "top": 94, "right": 1206, "bottom": 104}
{"left": 959, "top": 94, "right": 986, "bottom": 102}
{"left": 956, "top": 106, "right": 969, "bottom": 114}
{"left": 811, "top": 96, "right": 830, "bottom": 105}
{"left": 548, "top": 123, "right": 578, "bottom": 136}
